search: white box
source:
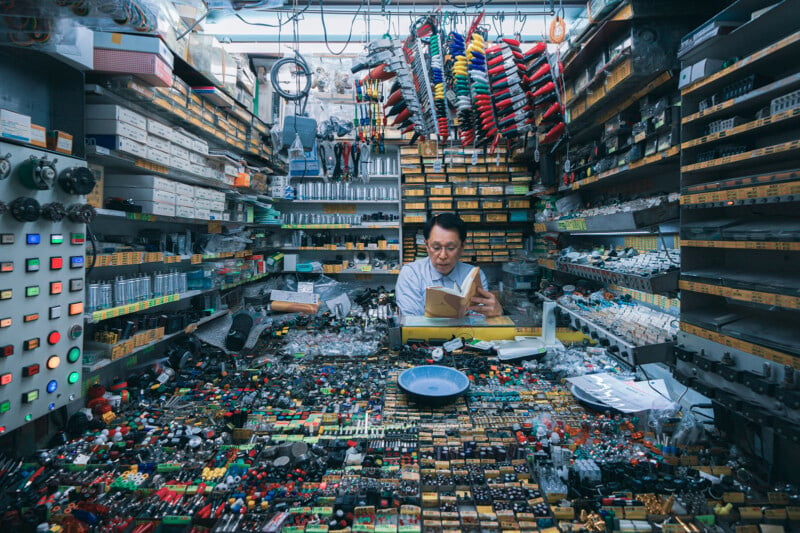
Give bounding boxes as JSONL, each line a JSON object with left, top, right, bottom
{"left": 194, "top": 187, "right": 212, "bottom": 200}
{"left": 170, "top": 143, "right": 190, "bottom": 161}
{"left": 146, "top": 146, "right": 171, "bottom": 167}
{"left": 86, "top": 104, "right": 147, "bottom": 130}
{"left": 175, "top": 182, "right": 195, "bottom": 198}
{"left": 192, "top": 139, "right": 209, "bottom": 155}
{"left": 0, "top": 108, "right": 31, "bottom": 142}
{"left": 175, "top": 205, "right": 195, "bottom": 219}
{"left": 283, "top": 254, "right": 298, "bottom": 271}
{"left": 147, "top": 118, "right": 173, "bottom": 139}
{"left": 89, "top": 135, "right": 147, "bottom": 158}
{"left": 140, "top": 201, "right": 176, "bottom": 217}
{"left": 172, "top": 131, "right": 194, "bottom": 150}
{"left": 105, "top": 185, "right": 176, "bottom": 205}
{"left": 209, "top": 201, "right": 226, "bottom": 212}
{"left": 691, "top": 58, "right": 724, "bottom": 83}
{"left": 189, "top": 152, "right": 207, "bottom": 165}
{"left": 105, "top": 174, "right": 176, "bottom": 193}
{"left": 86, "top": 119, "right": 148, "bottom": 143}
{"left": 209, "top": 211, "right": 225, "bottom": 220}
{"left": 93, "top": 31, "right": 174, "bottom": 68}
{"left": 172, "top": 157, "right": 193, "bottom": 173}
{"left": 209, "top": 189, "right": 225, "bottom": 203}
{"left": 195, "top": 208, "right": 211, "bottom": 219}
{"left": 194, "top": 198, "right": 213, "bottom": 210}
{"left": 189, "top": 164, "right": 207, "bottom": 177}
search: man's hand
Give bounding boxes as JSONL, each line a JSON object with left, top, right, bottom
{"left": 469, "top": 287, "right": 503, "bottom": 318}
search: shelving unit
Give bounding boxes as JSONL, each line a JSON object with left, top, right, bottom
{"left": 277, "top": 146, "right": 404, "bottom": 277}
{"left": 675, "top": 0, "right": 800, "bottom": 459}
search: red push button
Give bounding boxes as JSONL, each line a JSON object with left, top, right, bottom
{"left": 0, "top": 262, "right": 12, "bottom": 272}
{"left": 48, "top": 331, "right": 61, "bottom": 345}
{"left": 22, "top": 364, "right": 40, "bottom": 377}
{"left": 0, "top": 373, "right": 10, "bottom": 386}
{"left": 50, "top": 257, "right": 63, "bottom": 270}
{"left": 50, "top": 282, "right": 62, "bottom": 295}
{"left": 1, "top": 345, "right": 12, "bottom": 357}
{"left": 23, "top": 314, "right": 39, "bottom": 323}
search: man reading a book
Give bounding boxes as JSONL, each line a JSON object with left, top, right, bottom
{"left": 395, "top": 213, "right": 503, "bottom": 317}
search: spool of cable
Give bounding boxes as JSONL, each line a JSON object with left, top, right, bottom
{"left": 549, "top": 16, "right": 566, "bottom": 44}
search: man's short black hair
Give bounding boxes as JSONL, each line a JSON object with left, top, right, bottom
{"left": 424, "top": 213, "right": 466, "bottom": 243}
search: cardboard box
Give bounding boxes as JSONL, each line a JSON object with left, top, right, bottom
{"left": 88, "top": 134, "right": 148, "bottom": 158}
{"left": 146, "top": 145, "right": 171, "bottom": 167}
{"left": 175, "top": 205, "right": 195, "bottom": 219}
{"left": 105, "top": 185, "right": 176, "bottom": 205}
{"left": 29, "top": 123, "right": 46, "bottom": 148}
{"left": 0, "top": 108, "right": 31, "bottom": 142}
{"left": 194, "top": 208, "right": 211, "bottom": 219}
{"left": 105, "top": 174, "right": 176, "bottom": 193}
{"left": 86, "top": 119, "right": 147, "bottom": 143}
{"left": 691, "top": 58, "right": 724, "bottom": 84}
{"left": 93, "top": 31, "right": 174, "bottom": 67}
{"left": 93, "top": 48, "right": 173, "bottom": 87}
{"left": 87, "top": 104, "right": 147, "bottom": 129}
{"left": 147, "top": 118, "right": 173, "bottom": 139}
{"left": 175, "top": 182, "right": 195, "bottom": 198}
{"left": 86, "top": 164, "right": 104, "bottom": 209}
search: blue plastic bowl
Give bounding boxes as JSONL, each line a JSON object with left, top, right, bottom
{"left": 397, "top": 365, "right": 470, "bottom": 406}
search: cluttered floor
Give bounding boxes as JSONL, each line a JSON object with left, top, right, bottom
{"left": 0, "top": 306, "right": 795, "bottom": 533}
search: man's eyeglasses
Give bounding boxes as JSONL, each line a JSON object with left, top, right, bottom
{"left": 428, "top": 244, "right": 460, "bottom": 254}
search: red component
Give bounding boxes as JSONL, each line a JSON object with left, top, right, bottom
{"left": 542, "top": 101, "right": 564, "bottom": 121}
{"left": 383, "top": 90, "right": 403, "bottom": 108}
{"left": 526, "top": 63, "right": 551, "bottom": 84}
{"left": 50, "top": 257, "right": 63, "bottom": 270}
{"left": 532, "top": 81, "right": 556, "bottom": 98}
{"left": 48, "top": 331, "right": 61, "bottom": 345}
{"left": 523, "top": 42, "right": 547, "bottom": 58}
{"left": 542, "top": 122, "right": 566, "bottom": 144}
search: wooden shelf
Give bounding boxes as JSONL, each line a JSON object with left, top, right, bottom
{"left": 562, "top": 146, "right": 679, "bottom": 191}
{"left": 537, "top": 258, "right": 679, "bottom": 295}
{"left": 562, "top": 3, "right": 634, "bottom": 76}
{"left": 282, "top": 246, "right": 399, "bottom": 252}
{"left": 84, "top": 309, "right": 228, "bottom": 375}
{"left": 680, "top": 239, "right": 800, "bottom": 251}
{"left": 682, "top": 106, "right": 800, "bottom": 150}
{"left": 89, "top": 250, "right": 254, "bottom": 268}
{"left": 280, "top": 224, "right": 399, "bottom": 230}
{"left": 682, "top": 29, "right": 800, "bottom": 97}
{"left": 681, "top": 322, "right": 800, "bottom": 369}
{"left": 679, "top": 0, "right": 795, "bottom": 63}
{"left": 535, "top": 202, "right": 678, "bottom": 234}
{"left": 681, "top": 139, "right": 800, "bottom": 174}
{"left": 680, "top": 279, "right": 800, "bottom": 311}
{"left": 682, "top": 72, "right": 800, "bottom": 126}
{"left": 681, "top": 173, "right": 800, "bottom": 207}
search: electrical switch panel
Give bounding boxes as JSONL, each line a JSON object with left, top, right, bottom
{"left": 0, "top": 140, "right": 91, "bottom": 434}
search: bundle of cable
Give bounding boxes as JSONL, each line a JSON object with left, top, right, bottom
{"left": 429, "top": 31, "right": 449, "bottom": 142}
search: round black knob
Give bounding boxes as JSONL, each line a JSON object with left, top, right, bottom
{"left": 66, "top": 203, "right": 96, "bottom": 223}
{"left": 41, "top": 202, "right": 67, "bottom": 222}
{"left": 59, "top": 167, "right": 96, "bottom": 195}
{"left": 10, "top": 197, "right": 41, "bottom": 222}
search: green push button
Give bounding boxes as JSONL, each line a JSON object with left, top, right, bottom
{"left": 0, "top": 400, "right": 9, "bottom": 413}
{"left": 26, "top": 286, "right": 40, "bottom": 297}
{"left": 50, "top": 234, "right": 64, "bottom": 245}
{"left": 22, "top": 389, "right": 38, "bottom": 403}
{"left": 67, "top": 372, "right": 79, "bottom": 384}
{"left": 26, "top": 258, "right": 39, "bottom": 272}
{"left": 66, "top": 347, "right": 80, "bottom": 364}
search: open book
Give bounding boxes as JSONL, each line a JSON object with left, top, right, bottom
{"left": 424, "top": 267, "right": 482, "bottom": 318}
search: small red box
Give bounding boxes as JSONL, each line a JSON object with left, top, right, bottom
{"left": 93, "top": 48, "right": 173, "bottom": 87}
